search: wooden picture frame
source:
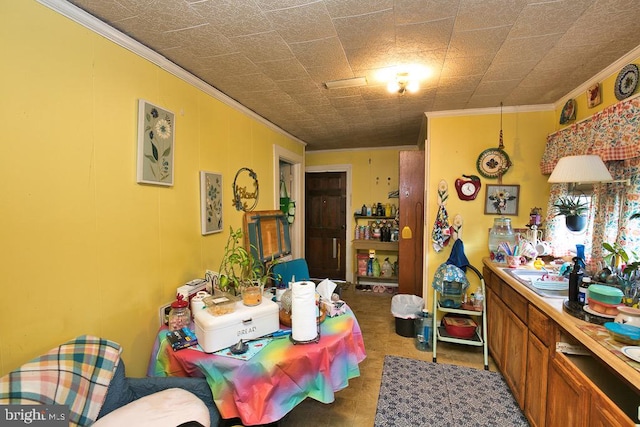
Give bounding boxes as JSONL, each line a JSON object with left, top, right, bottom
{"left": 137, "top": 99, "right": 175, "bottom": 186}
{"left": 200, "top": 171, "right": 223, "bottom": 235}
{"left": 484, "top": 184, "right": 519, "bottom": 216}
{"left": 586, "top": 83, "right": 602, "bottom": 108}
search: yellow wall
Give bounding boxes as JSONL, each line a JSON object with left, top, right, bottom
{"left": 0, "top": 1, "right": 303, "bottom": 376}
{"left": 426, "top": 110, "right": 556, "bottom": 295}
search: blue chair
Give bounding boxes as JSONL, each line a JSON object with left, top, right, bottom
{"left": 272, "top": 258, "right": 310, "bottom": 287}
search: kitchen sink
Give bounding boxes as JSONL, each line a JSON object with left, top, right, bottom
{"left": 503, "top": 268, "right": 568, "bottom": 299}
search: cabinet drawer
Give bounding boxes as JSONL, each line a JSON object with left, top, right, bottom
{"left": 528, "top": 305, "right": 553, "bottom": 346}
{"left": 501, "top": 282, "right": 528, "bottom": 323}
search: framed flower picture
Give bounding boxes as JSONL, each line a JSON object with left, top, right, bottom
{"left": 137, "top": 99, "right": 175, "bottom": 186}
{"left": 200, "top": 171, "right": 223, "bottom": 235}
{"left": 485, "top": 184, "right": 519, "bottom": 215}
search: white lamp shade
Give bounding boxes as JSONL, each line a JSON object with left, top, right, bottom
{"left": 547, "top": 155, "right": 613, "bottom": 183}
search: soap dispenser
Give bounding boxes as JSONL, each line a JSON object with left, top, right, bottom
{"left": 568, "top": 257, "right": 584, "bottom": 303}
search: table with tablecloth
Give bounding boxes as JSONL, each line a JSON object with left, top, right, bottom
{"left": 147, "top": 306, "right": 366, "bottom": 425}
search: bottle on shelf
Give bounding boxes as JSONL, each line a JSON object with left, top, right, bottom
{"left": 382, "top": 258, "right": 393, "bottom": 277}
{"left": 372, "top": 257, "right": 381, "bottom": 277}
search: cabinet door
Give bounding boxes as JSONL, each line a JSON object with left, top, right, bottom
{"left": 398, "top": 150, "right": 424, "bottom": 296}
{"left": 486, "top": 287, "right": 505, "bottom": 369}
{"left": 503, "top": 308, "right": 528, "bottom": 410}
{"left": 525, "top": 331, "right": 549, "bottom": 427}
{"left": 589, "top": 388, "right": 635, "bottom": 427}
{"left": 546, "top": 353, "right": 589, "bottom": 427}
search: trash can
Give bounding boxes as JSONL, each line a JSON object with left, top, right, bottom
{"left": 391, "top": 294, "right": 424, "bottom": 337}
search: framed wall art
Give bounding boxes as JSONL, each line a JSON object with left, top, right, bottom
{"left": 484, "top": 184, "right": 520, "bottom": 216}
{"left": 586, "top": 83, "right": 601, "bottom": 108}
{"left": 137, "top": 99, "right": 174, "bottom": 186}
{"left": 200, "top": 171, "right": 223, "bottom": 235}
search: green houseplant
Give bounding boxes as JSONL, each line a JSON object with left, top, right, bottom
{"left": 218, "top": 226, "right": 278, "bottom": 305}
{"left": 551, "top": 196, "right": 589, "bottom": 232}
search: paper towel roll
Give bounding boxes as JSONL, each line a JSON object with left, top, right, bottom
{"left": 291, "top": 281, "right": 318, "bottom": 342}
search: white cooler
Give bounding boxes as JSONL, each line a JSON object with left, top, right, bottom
{"left": 194, "top": 298, "right": 279, "bottom": 353}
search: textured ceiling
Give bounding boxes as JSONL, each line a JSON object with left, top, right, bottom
{"left": 64, "top": 0, "right": 640, "bottom": 151}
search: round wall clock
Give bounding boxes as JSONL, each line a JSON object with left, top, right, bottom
{"left": 476, "top": 148, "right": 511, "bottom": 179}
{"left": 614, "top": 64, "right": 639, "bottom": 101}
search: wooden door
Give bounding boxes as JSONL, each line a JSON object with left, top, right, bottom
{"left": 525, "top": 331, "right": 549, "bottom": 427}
{"left": 305, "top": 172, "right": 347, "bottom": 280}
{"left": 546, "top": 354, "right": 589, "bottom": 427}
{"left": 398, "top": 150, "right": 425, "bottom": 296}
{"left": 503, "top": 307, "right": 528, "bottom": 410}
{"left": 486, "top": 286, "right": 505, "bottom": 370}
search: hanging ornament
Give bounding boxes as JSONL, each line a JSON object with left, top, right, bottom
{"left": 476, "top": 102, "right": 511, "bottom": 183}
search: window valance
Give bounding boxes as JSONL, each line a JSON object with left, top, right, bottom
{"left": 540, "top": 95, "right": 640, "bottom": 174}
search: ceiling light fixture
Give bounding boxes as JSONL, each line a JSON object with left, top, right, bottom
{"left": 387, "top": 72, "right": 419, "bottom": 95}
{"left": 324, "top": 76, "right": 368, "bottom": 89}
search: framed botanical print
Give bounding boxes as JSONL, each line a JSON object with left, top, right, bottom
{"left": 485, "top": 184, "right": 519, "bottom": 215}
{"left": 137, "top": 99, "right": 174, "bottom": 186}
{"left": 200, "top": 171, "right": 223, "bottom": 235}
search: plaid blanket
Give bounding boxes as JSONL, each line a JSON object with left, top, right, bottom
{"left": 0, "top": 335, "right": 121, "bottom": 426}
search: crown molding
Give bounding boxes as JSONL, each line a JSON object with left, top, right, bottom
{"left": 36, "top": 0, "right": 307, "bottom": 147}
{"left": 556, "top": 43, "right": 640, "bottom": 108}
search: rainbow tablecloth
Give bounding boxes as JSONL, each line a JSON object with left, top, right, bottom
{"left": 147, "top": 307, "right": 366, "bottom": 425}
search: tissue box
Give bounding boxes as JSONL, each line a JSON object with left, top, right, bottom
{"left": 321, "top": 299, "right": 347, "bottom": 317}
{"left": 194, "top": 298, "right": 279, "bottom": 353}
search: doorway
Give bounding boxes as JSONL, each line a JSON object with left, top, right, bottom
{"left": 305, "top": 171, "right": 347, "bottom": 280}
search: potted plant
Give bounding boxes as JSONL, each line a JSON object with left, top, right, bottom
{"left": 218, "top": 226, "right": 278, "bottom": 306}
{"left": 551, "top": 196, "right": 589, "bottom": 232}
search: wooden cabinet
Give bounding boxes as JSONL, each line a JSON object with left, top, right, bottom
{"left": 546, "top": 353, "right": 590, "bottom": 427}
{"left": 484, "top": 260, "right": 638, "bottom": 427}
{"left": 502, "top": 307, "right": 528, "bottom": 409}
{"left": 525, "top": 332, "right": 549, "bottom": 427}
{"left": 589, "top": 391, "right": 635, "bottom": 427}
{"left": 486, "top": 285, "right": 505, "bottom": 368}
{"left": 398, "top": 150, "right": 424, "bottom": 296}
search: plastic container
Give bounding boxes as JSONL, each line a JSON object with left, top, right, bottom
{"left": 443, "top": 316, "right": 477, "bottom": 339}
{"left": 488, "top": 217, "right": 516, "bottom": 264}
{"left": 439, "top": 281, "right": 464, "bottom": 308}
{"left": 414, "top": 310, "right": 432, "bottom": 351}
{"left": 203, "top": 292, "right": 238, "bottom": 316}
{"left": 588, "top": 284, "right": 624, "bottom": 305}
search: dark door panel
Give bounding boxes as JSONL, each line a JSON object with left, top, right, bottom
{"left": 305, "top": 172, "right": 347, "bottom": 280}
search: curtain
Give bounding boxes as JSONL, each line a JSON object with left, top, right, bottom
{"left": 540, "top": 96, "right": 640, "bottom": 271}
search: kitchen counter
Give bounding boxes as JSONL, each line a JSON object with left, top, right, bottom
{"left": 483, "top": 258, "right": 640, "bottom": 391}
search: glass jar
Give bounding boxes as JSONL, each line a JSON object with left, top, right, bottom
{"left": 489, "top": 217, "right": 516, "bottom": 264}
{"left": 168, "top": 296, "right": 191, "bottom": 331}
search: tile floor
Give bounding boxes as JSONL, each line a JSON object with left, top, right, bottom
{"left": 277, "top": 286, "right": 498, "bottom": 426}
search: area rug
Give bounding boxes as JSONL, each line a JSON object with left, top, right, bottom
{"left": 375, "top": 356, "right": 529, "bottom": 427}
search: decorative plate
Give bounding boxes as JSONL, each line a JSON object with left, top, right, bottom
{"left": 614, "top": 64, "right": 639, "bottom": 101}
{"left": 559, "top": 99, "right": 576, "bottom": 125}
{"left": 621, "top": 346, "right": 640, "bottom": 363}
{"left": 476, "top": 148, "right": 511, "bottom": 179}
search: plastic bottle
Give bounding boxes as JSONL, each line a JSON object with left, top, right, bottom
{"left": 366, "top": 257, "right": 373, "bottom": 276}
{"left": 414, "top": 310, "right": 432, "bottom": 351}
{"left": 382, "top": 258, "right": 393, "bottom": 277}
{"left": 372, "top": 257, "right": 381, "bottom": 277}
{"left": 474, "top": 286, "right": 484, "bottom": 309}
{"left": 568, "top": 257, "right": 584, "bottom": 303}
{"left": 579, "top": 277, "right": 591, "bottom": 305}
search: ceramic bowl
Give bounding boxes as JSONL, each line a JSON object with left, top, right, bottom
{"left": 615, "top": 306, "right": 640, "bottom": 328}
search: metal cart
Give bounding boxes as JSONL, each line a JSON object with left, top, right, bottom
{"left": 432, "top": 263, "right": 489, "bottom": 370}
